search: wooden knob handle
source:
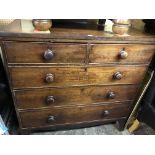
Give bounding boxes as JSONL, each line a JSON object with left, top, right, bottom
{"left": 47, "top": 115, "right": 55, "bottom": 122}
{"left": 119, "top": 50, "right": 128, "bottom": 59}
{"left": 44, "top": 49, "right": 54, "bottom": 60}
{"left": 113, "top": 72, "right": 122, "bottom": 80}
{"left": 46, "top": 96, "right": 55, "bottom": 104}
{"left": 45, "top": 73, "right": 54, "bottom": 83}
{"left": 107, "top": 92, "right": 116, "bottom": 99}
{"left": 103, "top": 110, "right": 110, "bottom": 116}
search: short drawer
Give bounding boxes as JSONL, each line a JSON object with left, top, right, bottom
{"left": 9, "top": 66, "right": 147, "bottom": 89}
{"left": 4, "top": 42, "right": 87, "bottom": 64}
{"left": 89, "top": 44, "right": 155, "bottom": 64}
{"left": 14, "top": 85, "right": 139, "bottom": 110}
{"left": 19, "top": 102, "right": 132, "bottom": 128}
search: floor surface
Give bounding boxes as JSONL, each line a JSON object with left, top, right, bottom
{"left": 133, "top": 123, "right": 155, "bottom": 135}
{"left": 31, "top": 124, "right": 130, "bottom": 135}
{"left": 30, "top": 123, "right": 155, "bottom": 135}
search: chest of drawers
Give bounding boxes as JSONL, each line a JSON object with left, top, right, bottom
{"left": 0, "top": 20, "right": 155, "bottom": 134}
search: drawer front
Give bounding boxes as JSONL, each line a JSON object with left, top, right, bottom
{"left": 15, "top": 85, "right": 139, "bottom": 109}
{"left": 19, "top": 102, "right": 131, "bottom": 128}
{"left": 89, "top": 44, "right": 155, "bottom": 64}
{"left": 4, "top": 42, "right": 87, "bottom": 64}
{"left": 9, "top": 66, "right": 147, "bottom": 88}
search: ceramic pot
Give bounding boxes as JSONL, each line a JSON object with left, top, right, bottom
{"left": 112, "top": 24, "right": 129, "bottom": 35}
{"left": 32, "top": 19, "right": 52, "bottom": 31}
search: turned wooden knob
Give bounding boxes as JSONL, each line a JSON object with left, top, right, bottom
{"left": 113, "top": 72, "right": 122, "bottom": 80}
{"left": 47, "top": 115, "right": 55, "bottom": 122}
{"left": 45, "top": 73, "right": 54, "bottom": 83}
{"left": 44, "top": 49, "right": 54, "bottom": 60}
{"left": 103, "top": 110, "right": 110, "bottom": 116}
{"left": 119, "top": 50, "right": 128, "bottom": 59}
{"left": 107, "top": 92, "right": 116, "bottom": 99}
{"left": 46, "top": 96, "right": 55, "bottom": 104}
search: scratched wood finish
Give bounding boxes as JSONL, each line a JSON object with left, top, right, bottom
{"left": 0, "top": 20, "right": 154, "bottom": 133}
{"left": 19, "top": 102, "right": 132, "bottom": 128}
{"left": 4, "top": 42, "right": 155, "bottom": 65}
{"left": 14, "top": 85, "right": 139, "bottom": 110}
{"left": 9, "top": 66, "right": 147, "bottom": 89}
{"left": 89, "top": 44, "right": 155, "bottom": 64}
{"left": 4, "top": 42, "right": 87, "bottom": 64}
{"left": 0, "top": 20, "right": 155, "bottom": 44}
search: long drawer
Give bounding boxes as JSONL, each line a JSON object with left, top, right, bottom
{"left": 19, "top": 102, "right": 132, "bottom": 128}
{"left": 89, "top": 44, "right": 155, "bottom": 64}
{"left": 4, "top": 42, "right": 87, "bottom": 64}
{"left": 9, "top": 66, "right": 147, "bottom": 88}
{"left": 14, "top": 85, "right": 139, "bottom": 110}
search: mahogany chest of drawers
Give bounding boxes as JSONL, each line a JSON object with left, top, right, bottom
{"left": 0, "top": 20, "right": 155, "bottom": 133}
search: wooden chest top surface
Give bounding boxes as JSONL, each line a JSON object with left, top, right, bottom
{"left": 0, "top": 20, "right": 155, "bottom": 44}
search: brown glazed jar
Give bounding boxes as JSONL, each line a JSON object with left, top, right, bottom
{"left": 112, "top": 24, "right": 129, "bottom": 35}
{"left": 32, "top": 19, "right": 52, "bottom": 31}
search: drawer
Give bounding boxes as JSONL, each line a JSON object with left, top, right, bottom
{"left": 4, "top": 42, "right": 87, "bottom": 64}
{"left": 9, "top": 66, "right": 147, "bottom": 89}
{"left": 14, "top": 85, "right": 139, "bottom": 110}
{"left": 19, "top": 102, "right": 132, "bottom": 128}
{"left": 89, "top": 44, "right": 155, "bottom": 64}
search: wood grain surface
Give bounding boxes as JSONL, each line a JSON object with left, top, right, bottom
{"left": 89, "top": 44, "right": 155, "bottom": 64}
{"left": 19, "top": 102, "right": 132, "bottom": 128}
{"left": 14, "top": 85, "right": 139, "bottom": 109}
{"left": 9, "top": 66, "right": 147, "bottom": 88}
{"left": 4, "top": 42, "right": 87, "bottom": 64}
{"left": 1, "top": 20, "right": 155, "bottom": 44}
{"left": 1, "top": 20, "right": 154, "bottom": 133}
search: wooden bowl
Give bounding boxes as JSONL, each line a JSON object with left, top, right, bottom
{"left": 32, "top": 19, "right": 52, "bottom": 31}
{"left": 112, "top": 24, "right": 129, "bottom": 35}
